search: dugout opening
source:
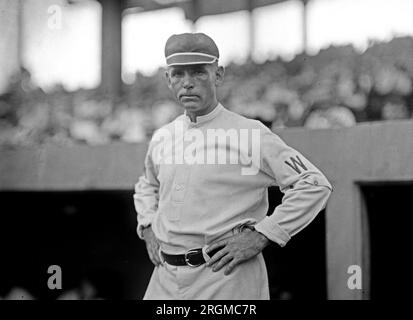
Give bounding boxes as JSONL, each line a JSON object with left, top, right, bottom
{"left": 264, "top": 187, "right": 327, "bottom": 300}
{"left": 360, "top": 183, "right": 413, "bottom": 300}
{"left": 0, "top": 191, "right": 151, "bottom": 300}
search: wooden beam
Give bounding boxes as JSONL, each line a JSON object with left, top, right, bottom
{"left": 100, "top": 0, "right": 122, "bottom": 97}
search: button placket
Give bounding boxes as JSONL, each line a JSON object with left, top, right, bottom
{"left": 171, "top": 165, "right": 190, "bottom": 203}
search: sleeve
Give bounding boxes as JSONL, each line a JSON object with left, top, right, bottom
{"left": 133, "top": 139, "right": 160, "bottom": 239}
{"left": 253, "top": 125, "right": 333, "bottom": 247}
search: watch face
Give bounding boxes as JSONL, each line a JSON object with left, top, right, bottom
{"left": 238, "top": 224, "right": 254, "bottom": 233}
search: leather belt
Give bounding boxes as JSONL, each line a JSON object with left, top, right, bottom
{"left": 161, "top": 247, "right": 220, "bottom": 267}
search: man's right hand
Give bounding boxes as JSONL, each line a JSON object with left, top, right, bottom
{"left": 142, "top": 226, "right": 162, "bottom": 266}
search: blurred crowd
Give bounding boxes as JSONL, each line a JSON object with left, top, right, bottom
{"left": 1, "top": 36, "right": 412, "bottom": 147}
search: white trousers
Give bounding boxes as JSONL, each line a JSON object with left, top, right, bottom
{"left": 143, "top": 252, "right": 269, "bottom": 300}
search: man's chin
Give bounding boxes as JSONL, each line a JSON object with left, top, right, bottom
{"left": 181, "top": 102, "right": 201, "bottom": 111}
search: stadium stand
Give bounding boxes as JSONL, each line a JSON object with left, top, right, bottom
{"left": 1, "top": 36, "right": 412, "bottom": 146}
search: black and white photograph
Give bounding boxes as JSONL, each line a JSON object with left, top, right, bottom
{"left": 0, "top": 0, "right": 412, "bottom": 305}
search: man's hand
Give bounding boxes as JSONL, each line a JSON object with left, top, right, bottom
{"left": 142, "top": 226, "right": 162, "bottom": 266}
{"left": 205, "top": 228, "right": 270, "bottom": 275}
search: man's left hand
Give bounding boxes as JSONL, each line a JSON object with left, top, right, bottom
{"left": 205, "top": 228, "right": 270, "bottom": 275}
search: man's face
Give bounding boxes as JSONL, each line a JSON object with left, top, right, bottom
{"left": 166, "top": 63, "right": 224, "bottom": 117}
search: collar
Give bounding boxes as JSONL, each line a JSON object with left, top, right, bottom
{"left": 184, "top": 103, "right": 224, "bottom": 126}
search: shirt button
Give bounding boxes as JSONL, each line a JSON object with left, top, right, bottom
{"left": 314, "top": 180, "right": 319, "bottom": 186}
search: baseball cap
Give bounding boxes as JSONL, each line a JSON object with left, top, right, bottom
{"left": 164, "top": 33, "right": 219, "bottom": 67}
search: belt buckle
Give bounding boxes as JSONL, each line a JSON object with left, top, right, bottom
{"left": 184, "top": 249, "right": 202, "bottom": 267}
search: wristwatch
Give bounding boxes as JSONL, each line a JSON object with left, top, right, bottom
{"left": 240, "top": 224, "right": 255, "bottom": 232}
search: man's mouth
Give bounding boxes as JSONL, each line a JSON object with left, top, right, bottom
{"left": 180, "top": 94, "right": 199, "bottom": 100}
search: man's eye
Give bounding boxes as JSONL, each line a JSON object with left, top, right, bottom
{"left": 170, "top": 70, "right": 183, "bottom": 77}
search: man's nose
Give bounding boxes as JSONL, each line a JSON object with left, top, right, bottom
{"left": 182, "top": 73, "right": 194, "bottom": 89}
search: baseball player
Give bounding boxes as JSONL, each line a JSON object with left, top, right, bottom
{"left": 133, "top": 33, "right": 332, "bottom": 300}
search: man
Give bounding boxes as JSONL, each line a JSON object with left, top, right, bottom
{"left": 133, "top": 33, "right": 332, "bottom": 300}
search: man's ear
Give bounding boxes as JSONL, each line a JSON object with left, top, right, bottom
{"left": 215, "top": 66, "right": 225, "bottom": 86}
{"left": 165, "top": 70, "right": 172, "bottom": 89}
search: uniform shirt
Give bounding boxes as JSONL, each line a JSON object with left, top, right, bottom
{"left": 134, "top": 103, "right": 332, "bottom": 253}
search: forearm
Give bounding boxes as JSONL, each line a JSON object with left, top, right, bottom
{"left": 255, "top": 180, "right": 331, "bottom": 247}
